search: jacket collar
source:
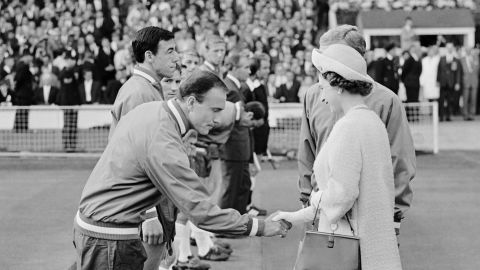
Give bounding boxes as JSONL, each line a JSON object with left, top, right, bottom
{"left": 164, "top": 99, "right": 190, "bottom": 136}
{"left": 133, "top": 65, "right": 164, "bottom": 99}
{"left": 203, "top": 61, "right": 216, "bottom": 72}
{"left": 132, "top": 65, "right": 162, "bottom": 86}
{"left": 226, "top": 73, "right": 241, "bottom": 89}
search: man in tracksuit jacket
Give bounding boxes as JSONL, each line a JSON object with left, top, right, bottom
{"left": 73, "top": 70, "right": 288, "bottom": 270}
{"left": 107, "top": 26, "right": 180, "bottom": 270}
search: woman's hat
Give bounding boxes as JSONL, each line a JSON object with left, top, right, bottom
{"left": 311, "top": 44, "right": 373, "bottom": 84}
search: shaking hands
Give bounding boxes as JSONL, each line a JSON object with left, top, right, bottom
{"left": 262, "top": 213, "right": 293, "bottom": 238}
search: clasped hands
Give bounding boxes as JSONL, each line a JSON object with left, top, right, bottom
{"left": 263, "top": 213, "right": 293, "bottom": 238}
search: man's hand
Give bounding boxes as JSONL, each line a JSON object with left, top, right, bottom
{"left": 262, "top": 220, "right": 290, "bottom": 237}
{"left": 454, "top": 83, "right": 460, "bottom": 91}
{"left": 141, "top": 218, "right": 163, "bottom": 245}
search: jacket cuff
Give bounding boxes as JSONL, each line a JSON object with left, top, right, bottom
{"left": 144, "top": 207, "right": 158, "bottom": 220}
{"left": 246, "top": 218, "right": 264, "bottom": 236}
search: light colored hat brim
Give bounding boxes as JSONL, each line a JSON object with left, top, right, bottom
{"left": 312, "top": 48, "right": 374, "bottom": 84}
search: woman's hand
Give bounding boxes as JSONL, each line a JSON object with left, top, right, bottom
{"left": 270, "top": 211, "right": 303, "bottom": 227}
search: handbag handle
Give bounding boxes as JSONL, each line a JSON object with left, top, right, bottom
{"left": 310, "top": 195, "right": 355, "bottom": 235}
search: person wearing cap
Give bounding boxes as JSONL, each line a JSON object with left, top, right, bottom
{"left": 296, "top": 25, "right": 415, "bottom": 242}
{"left": 273, "top": 43, "right": 402, "bottom": 270}
{"left": 73, "top": 70, "right": 288, "bottom": 270}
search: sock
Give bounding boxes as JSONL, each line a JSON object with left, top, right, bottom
{"left": 175, "top": 222, "right": 192, "bottom": 262}
{"left": 189, "top": 221, "right": 214, "bottom": 256}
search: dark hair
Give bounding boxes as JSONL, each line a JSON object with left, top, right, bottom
{"left": 322, "top": 71, "right": 372, "bottom": 96}
{"left": 179, "top": 70, "right": 228, "bottom": 102}
{"left": 249, "top": 57, "right": 261, "bottom": 76}
{"left": 132, "top": 27, "right": 174, "bottom": 63}
{"left": 224, "top": 51, "right": 248, "bottom": 71}
{"left": 245, "top": 101, "right": 265, "bottom": 120}
{"left": 385, "top": 43, "right": 396, "bottom": 52}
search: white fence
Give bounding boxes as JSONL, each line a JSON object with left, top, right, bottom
{"left": 0, "top": 102, "right": 438, "bottom": 156}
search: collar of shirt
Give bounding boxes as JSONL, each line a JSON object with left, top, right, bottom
{"left": 446, "top": 54, "right": 453, "bottom": 63}
{"left": 203, "top": 61, "right": 216, "bottom": 73}
{"left": 133, "top": 65, "right": 164, "bottom": 98}
{"left": 43, "top": 85, "right": 51, "bottom": 103}
{"left": 386, "top": 54, "right": 393, "bottom": 61}
{"left": 246, "top": 78, "right": 261, "bottom": 92}
{"left": 165, "top": 99, "right": 190, "bottom": 136}
{"left": 410, "top": 53, "right": 418, "bottom": 62}
{"left": 226, "top": 73, "right": 241, "bottom": 89}
{"left": 133, "top": 65, "right": 162, "bottom": 86}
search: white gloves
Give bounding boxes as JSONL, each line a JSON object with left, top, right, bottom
{"left": 271, "top": 190, "right": 323, "bottom": 227}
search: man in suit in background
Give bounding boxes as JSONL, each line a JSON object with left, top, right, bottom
{"left": 437, "top": 42, "right": 462, "bottom": 121}
{"left": 78, "top": 68, "right": 102, "bottom": 105}
{"left": 57, "top": 51, "right": 81, "bottom": 152}
{"left": 460, "top": 47, "right": 478, "bottom": 121}
{"left": 275, "top": 69, "right": 300, "bottom": 103}
{"left": 401, "top": 45, "right": 422, "bottom": 103}
{"left": 34, "top": 73, "right": 58, "bottom": 105}
{"left": 220, "top": 52, "right": 253, "bottom": 215}
{"left": 376, "top": 43, "right": 400, "bottom": 94}
{"left": 105, "top": 68, "right": 128, "bottom": 104}
{"left": 95, "top": 37, "right": 116, "bottom": 86}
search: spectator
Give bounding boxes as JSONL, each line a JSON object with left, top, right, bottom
{"left": 57, "top": 51, "right": 81, "bottom": 152}
{"left": 275, "top": 69, "right": 300, "bottom": 103}
{"left": 94, "top": 37, "right": 115, "bottom": 86}
{"left": 0, "top": 79, "right": 13, "bottom": 105}
{"left": 459, "top": 47, "right": 478, "bottom": 121}
{"left": 420, "top": 45, "right": 440, "bottom": 102}
{"left": 104, "top": 68, "right": 127, "bottom": 104}
{"left": 376, "top": 43, "right": 400, "bottom": 94}
{"left": 437, "top": 42, "right": 462, "bottom": 121}
{"left": 78, "top": 67, "right": 102, "bottom": 104}
{"left": 400, "top": 17, "right": 417, "bottom": 51}
{"left": 34, "top": 73, "right": 59, "bottom": 105}
{"left": 401, "top": 45, "right": 422, "bottom": 104}
{"left": 298, "top": 74, "right": 315, "bottom": 104}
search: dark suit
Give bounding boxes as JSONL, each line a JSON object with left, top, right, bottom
{"left": 34, "top": 85, "right": 59, "bottom": 105}
{"left": 105, "top": 79, "right": 123, "bottom": 104}
{"left": 437, "top": 56, "right": 462, "bottom": 120}
{"left": 401, "top": 55, "right": 422, "bottom": 103}
{"left": 376, "top": 56, "right": 400, "bottom": 94}
{"left": 220, "top": 75, "right": 252, "bottom": 214}
{"left": 244, "top": 83, "right": 270, "bottom": 155}
{"left": 460, "top": 55, "right": 479, "bottom": 118}
{"left": 94, "top": 48, "right": 115, "bottom": 86}
{"left": 78, "top": 80, "right": 102, "bottom": 104}
{"left": 57, "top": 68, "right": 81, "bottom": 151}
{"left": 275, "top": 80, "right": 301, "bottom": 103}
{"left": 13, "top": 63, "right": 34, "bottom": 131}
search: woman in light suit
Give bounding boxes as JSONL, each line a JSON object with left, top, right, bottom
{"left": 273, "top": 44, "right": 402, "bottom": 270}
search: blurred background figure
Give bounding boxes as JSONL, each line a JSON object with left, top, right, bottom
{"left": 376, "top": 43, "right": 400, "bottom": 95}
{"left": 34, "top": 72, "right": 58, "bottom": 105}
{"left": 460, "top": 47, "right": 478, "bottom": 121}
{"left": 420, "top": 46, "right": 440, "bottom": 102}
{"left": 437, "top": 42, "right": 462, "bottom": 121}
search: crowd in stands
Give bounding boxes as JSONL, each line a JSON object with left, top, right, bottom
{"left": 330, "top": 0, "right": 477, "bottom": 11}
{"left": 0, "top": 0, "right": 331, "bottom": 107}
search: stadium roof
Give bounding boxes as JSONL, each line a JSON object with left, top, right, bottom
{"left": 358, "top": 8, "right": 474, "bottom": 29}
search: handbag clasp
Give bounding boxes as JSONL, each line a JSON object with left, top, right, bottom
{"left": 327, "top": 235, "right": 335, "bottom": 248}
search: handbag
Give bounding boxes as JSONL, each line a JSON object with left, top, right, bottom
{"left": 294, "top": 200, "right": 361, "bottom": 270}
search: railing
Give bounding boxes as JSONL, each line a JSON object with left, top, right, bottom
{"left": 0, "top": 102, "right": 438, "bottom": 156}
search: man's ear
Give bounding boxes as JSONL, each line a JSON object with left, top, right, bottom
{"left": 186, "top": 95, "right": 196, "bottom": 111}
{"left": 145, "top": 51, "right": 153, "bottom": 63}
